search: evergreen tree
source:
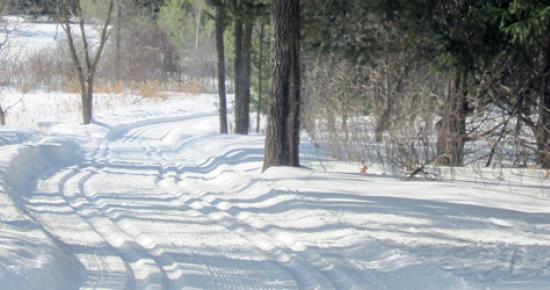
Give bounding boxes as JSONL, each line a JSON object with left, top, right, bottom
{"left": 263, "top": 0, "right": 301, "bottom": 170}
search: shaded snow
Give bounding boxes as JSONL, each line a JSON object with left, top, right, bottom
{"left": 0, "top": 93, "right": 548, "bottom": 290}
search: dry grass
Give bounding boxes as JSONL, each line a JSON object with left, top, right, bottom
{"left": 168, "top": 80, "right": 206, "bottom": 95}
{"left": 56, "top": 79, "right": 206, "bottom": 101}
{"left": 95, "top": 81, "right": 125, "bottom": 94}
{"left": 136, "top": 80, "right": 167, "bottom": 101}
{"left": 17, "top": 82, "right": 33, "bottom": 94}
{"left": 62, "top": 79, "right": 81, "bottom": 94}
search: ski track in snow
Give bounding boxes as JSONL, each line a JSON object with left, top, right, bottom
{"left": 2, "top": 95, "right": 550, "bottom": 290}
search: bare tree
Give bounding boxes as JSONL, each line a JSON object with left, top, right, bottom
{"left": 59, "top": 0, "right": 114, "bottom": 124}
{"left": 263, "top": 0, "right": 301, "bottom": 170}
{"left": 436, "top": 72, "right": 467, "bottom": 166}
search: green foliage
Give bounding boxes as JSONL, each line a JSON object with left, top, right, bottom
{"left": 159, "top": 0, "right": 191, "bottom": 54}
{"left": 159, "top": 0, "right": 213, "bottom": 55}
{"left": 81, "top": 0, "right": 113, "bottom": 21}
{"left": 6, "top": 0, "right": 57, "bottom": 16}
{"left": 501, "top": 0, "right": 550, "bottom": 45}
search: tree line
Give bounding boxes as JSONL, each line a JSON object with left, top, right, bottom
{"left": 1, "top": 0, "right": 549, "bottom": 172}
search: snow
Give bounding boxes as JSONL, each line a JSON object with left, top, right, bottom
{"left": 0, "top": 92, "right": 549, "bottom": 290}
{"left": 1, "top": 16, "right": 100, "bottom": 59}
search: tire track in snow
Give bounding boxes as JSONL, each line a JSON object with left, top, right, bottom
{"left": 28, "top": 167, "right": 135, "bottom": 290}
{"left": 174, "top": 175, "right": 365, "bottom": 290}
{"left": 112, "top": 116, "right": 354, "bottom": 289}
{"left": 104, "top": 137, "right": 293, "bottom": 289}
{"left": 149, "top": 154, "right": 342, "bottom": 290}
{"left": 84, "top": 126, "right": 224, "bottom": 289}
{"left": 102, "top": 122, "right": 305, "bottom": 289}
{"left": 165, "top": 135, "right": 379, "bottom": 289}
{"left": 156, "top": 175, "right": 319, "bottom": 289}
{"left": 59, "top": 168, "right": 167, "bottom": 290}
{"left": 75, "top": 166, "right": 206, "bottom": 289}
{"left": 80, "top": 112, "right": 369, "bottom": 289}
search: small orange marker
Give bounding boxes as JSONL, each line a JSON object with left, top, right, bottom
{"left": 359, "top": 160, "right": 368, "bottom": 175}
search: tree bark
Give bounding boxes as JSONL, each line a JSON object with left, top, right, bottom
{"left": 215, "top": 3, "right": 228, "bottom": 134}
{"left": 115, "top": 1, "right": 122, "bottom": 81}
{"left": 235, "top": 18, "right": 253, "bottom": 134}
{"left": 232, "top": 0, "right": 243, "bottom": 131}
{"left": 436, "top": 72, "right": 466, "bottom": 167}
{"left": 263, "top": 0, "right": 301, "bottom": 171}
{"left": 536, "top": 36, "right": 550, "bottom": 169}
{"left": 256, "top": 22, "right": 264, "bottom": 133}
{"left": 0, "top": 105, "right": 5, "bottom": 126}
{"left": 194, "top": 5, "right": 202, "bottom": 51}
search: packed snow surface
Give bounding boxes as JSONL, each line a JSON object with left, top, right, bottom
{"left": 0, "top": 94, "right": 549, "bottom": 290}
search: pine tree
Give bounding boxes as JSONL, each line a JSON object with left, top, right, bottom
{"left": 263, "top": 0, "right": 300, "bottom": 170}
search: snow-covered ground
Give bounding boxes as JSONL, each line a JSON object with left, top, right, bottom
{"left": 1, "top": 16, "right": 99, "bottom": 59}
{"left": 0, "top": 93, "right": 549, "bottom": 290}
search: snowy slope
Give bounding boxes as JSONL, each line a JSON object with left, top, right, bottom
{"left": 2, "top": 16, "right": 100, "bottom": 59}
{"left": 0, "top": 94, "right": 549, "bottom": 290}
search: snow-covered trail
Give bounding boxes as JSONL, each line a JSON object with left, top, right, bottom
{"left": 20, "top": 109, "right": 372, "bottom": 290}
{"left": 2, "top": 95, "right": 550, "bottom": 290}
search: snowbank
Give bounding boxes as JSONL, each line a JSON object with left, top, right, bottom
{"left": 0, "top": 138, "right": 83, "bottom": 290}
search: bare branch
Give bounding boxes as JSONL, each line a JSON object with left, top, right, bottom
{"left": 62, "top": 0, "right": 86, "bottom": 91}
{"left": 91, "top": 0, "right": 114, "bottom": 72}
{"left": 76, "top": 0, "right": 92, "bottom": 76}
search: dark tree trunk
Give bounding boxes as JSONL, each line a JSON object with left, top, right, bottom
{"left": 232, "top": 0, "right": 243, "bottom": 132}
{"left": 436, "top": 72, "right": 466, "bottom": 166}
{"left": 263, "top": 0, "right": 301, "bottom": 171}
{"left": 81, "top": 93, "right": 92, "bottom": 125}
{"left": 536, "top": 36, "right": 550, "bottom": 169}
{"left": 256, "top": 22, "right": 264, "bottom": 133}
{"left": 235, "top": 18, "right": 253, "bottom": 134}
{"left": 82, "top": 77, "right": 94, "bottom": 125}
{"left": 0, "top": 105, "right": 5, "bottom": 126}
{"left": 215, "top": 3, "right": 228, "bottom": 134}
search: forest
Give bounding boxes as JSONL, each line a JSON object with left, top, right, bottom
{"left": 2, "top": 0, "right": 548, "bottom": 173}
{"left": 0, "top": 1, "right": 549, "bottom": 289}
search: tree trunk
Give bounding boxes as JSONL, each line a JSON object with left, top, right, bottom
{"left": 536, "top": 36, "right": 550, "bottom": 169}
{"left": 62, "top": 0, "right": 113, "bottom": 125}
{"left": 215, "top": 3, "right": 228, "bottom": 134}
{"left": 235, "top": 18, "right": 253, "bottom": 134}
{"left": 436, "top": 72, "right": 466, "bottom": 166}
{"left": 115, "top": 1, "right": 122, "bottom": 81}
{"left": 375, "top": 65, "right": 406, "bottom": 143}
{"left": 233, "top": 0, "right": 243, "bottom": 133}
{"left": 81, "top": 91, "right": 93, "bottom": 125}
{"left": 256, "top": 22, "right": 264, "bottom": 133}
{"left": 263, "top": 0, "right": 301, "bottom": 171}
{"left": 0, "top": 105, "right": 5, "bottom": 126}
{"left": 194, "top": 5, "right": 202, "bottom": 51}
{"left": 81, "top": 76, "right": 94, "bottom": 125}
